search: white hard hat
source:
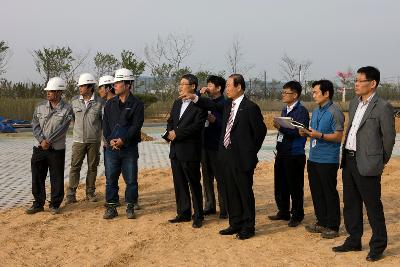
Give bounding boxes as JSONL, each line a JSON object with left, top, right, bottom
{"left": 114, "top": 68, "right": 134, "bottom": 83}
{"left": 78, "top": 73, "right": 97, "bottom": 86}
{"left": 99, "top": 75, "right": 114, "bottom": 87}
{"left": 44, "top": 77, "right": 66, "bottom": 91}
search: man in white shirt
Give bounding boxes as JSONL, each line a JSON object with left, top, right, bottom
{"left": 333, "top": 66, "right": 396, "bottom": 262}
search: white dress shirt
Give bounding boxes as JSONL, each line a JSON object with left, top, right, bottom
{"left": 179, "top": 99, "right": 191, "bottom": 119}
{"left": 286, "top": 100, "right": 298, "bottom": 114}
{"left": 345, "top": 93, "right": 376, "bottom": 151}
{"left": 79, "top": 94, "right": 95, "bottom": 108}
{"left": 230, "top": 94, "right": 244, "bottom": 123}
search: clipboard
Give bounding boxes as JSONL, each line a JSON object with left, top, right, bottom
{"left": 274, "top": 117, "right": 295, "bottom": 129}
{"left": 274, "top": 116, "right": 311, "bottom": 135}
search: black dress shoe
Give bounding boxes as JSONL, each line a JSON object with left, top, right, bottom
{"left": 219, "top": 226, "right": 241, "bottom": 235}
{"left": 366, "top": 252, "right": 383, "bottom": 262}
{"left": 288, "top": 219, "right": 301, "bottom": 227}
{"left": 268, "top": 214, "right": 290, "bottom": 221}
{"left": 236, "top": 230, "right": 255, "bottom": 240}
{"left": 332, "top": 244, "right": 362, "bottom": 253}
{"left": 25, "top": 205, "right": 44, "bottom": 214}
{"left": 203, "top": 209, "right": 216, "bottom": 215}
{"left": 192, "top": 219, "right": 203, "bottom": 228}
{"left": 168, "top": 216, "right": 191, "bottom": 223}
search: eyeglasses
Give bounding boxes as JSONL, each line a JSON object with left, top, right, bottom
{"left": 354, "top": 79, "right": 371, "bottom": 83}
{"left": 281, "top": 91, "right": 295, "bottom": 95}
{"left": 179, "top": 83, "right": 191, "bottom": 86}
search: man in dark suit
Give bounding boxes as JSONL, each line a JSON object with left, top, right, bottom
{"left": 166, "top": 74, "right": 207, "bottom": 228}
{"left": 180, "top": 74, "right": 267, "bottom": 240}
{"left": 333, "top": 66, "right": 396, "bottom": 262}
{"left": 199, "top": 75, "right": 228, "bottom": 219}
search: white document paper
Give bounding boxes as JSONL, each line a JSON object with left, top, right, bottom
{"left": 274, "top": 117, "right": 295, "bottom": 129}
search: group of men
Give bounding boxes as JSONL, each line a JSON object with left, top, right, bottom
{"left": 268, "top": 66, "right": 395, "bottom": 261}
{"left": 25, "top": 64, "right": 395, "bottom": 261}
{"left": 26, "top": 68, "right": 144, "bottom": 220}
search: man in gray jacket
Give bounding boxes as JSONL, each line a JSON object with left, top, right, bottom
{"left": 26, "top": 77, "right": 73, "bottom": 215}
{"left": 66, "top": 73, "right": 104, "bottom": 203}
{"left": 333, "top": 66, "right": 396, "bottom": 262}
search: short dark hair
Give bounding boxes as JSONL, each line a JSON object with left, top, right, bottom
{"left": 357, "top": 66, "right": 380, "bottom": 88}
{"left": 312, "top": 79, "right": 334, "bottom": 99}
{"left": 229, "top": 74, "right": 246, "bottom": 91}
{"left": 283, "top": 81, "right": 302, "bottom": 96}
{"left": 123, "top": 80, "right": 134, "bottom": 90}
{"left": 182, "top": 74, "right": 198, "bottom": 90}
{"left": 207, "top": 75, "right": 226, "bottom": 94}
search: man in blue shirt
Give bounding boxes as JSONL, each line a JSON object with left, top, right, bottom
{"left": 300, "top": 80, "right": 344, "bottom": 239}
{"left": 269, "top": 81, "right": 309, "bottom": 227}
{"left": 200, "top": 75, "right": 228, "bottom": 219}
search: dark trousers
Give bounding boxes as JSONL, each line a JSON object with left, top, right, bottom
{"left": 104, "top": 146, "right": 138, "bottom": 205}
{"left": 274, "top": 154, "right": 306, "bottom": 221}
{"left": 201, "top": 148, "right": 227, "bottom": 215}
{"left": 342, "top": 153, "right": 387, "bottom": 254}
{"left": 31, "top": 146, "right": 65, "bottom": 208}
{"left": 171, "top": 159, "right": 203, "bottom": 220}
{"left": 220, "top": 148, "right": 255, "bottom": 231}
{"left": 307, "top": 160, "right": 340, "bottom": 231}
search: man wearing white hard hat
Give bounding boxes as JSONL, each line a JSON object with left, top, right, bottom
{"left": 26, "top": 77, "right": 73, "bottom": 215}
{"left": 102, "top": 68, "right": 144, "bottom": 219}
{"left": 65, "top": 73, "right": 104, "bottom": 204}
{"left": 98, "top": 75, "right": 115, "bottom": 101}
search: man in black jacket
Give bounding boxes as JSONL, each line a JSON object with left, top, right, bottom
{"left": 102, "top": 68, "right": 144, "bottom": 220}
{"left": 180, "top": 74, "right": 267, "bottom": 239}
{"left": 166, "top": 74, "right": 207, "bottom": 228}
{"left": 268, "top": 81, "right": 309, "bottom": 227}
{"left": 199, "top": 75, "right": 228, "bottom": 218}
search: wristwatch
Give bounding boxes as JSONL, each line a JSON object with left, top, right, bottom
{"left": 320, "top": 133, "right": 324, "bottom": 139}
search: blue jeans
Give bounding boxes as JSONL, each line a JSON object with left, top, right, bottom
{"left": 105, "top": 145, "right": 138, "bottom": 205}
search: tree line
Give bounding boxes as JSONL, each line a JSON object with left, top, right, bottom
{"left": 1, "top": 35, "right": 400, "bottom": 102}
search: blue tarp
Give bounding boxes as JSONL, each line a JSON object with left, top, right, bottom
{"left": 0, "top": 116, "right": 31, "bottom": 133}
{"left": 0, "top": 123, "right": 16, "bottom": 133}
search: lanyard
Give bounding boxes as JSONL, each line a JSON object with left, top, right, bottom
{"left": 316, "top": 102, "right": 332, "bottom": 130}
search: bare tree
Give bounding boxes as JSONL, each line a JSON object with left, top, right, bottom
{"left": 0, "top": 41, "right": 11, "bottom": 76}
{"left": 227, "top": 38, "right": 242, "bottom": 74}
{"left": 226, "top": 37, "right": 254, "bottom": 75}
{"left": 280, "top": 54, "right": 312, "bottom": 85}
{"left": 163, "top": 33, "right": 193, "bottom": 71}
{"left": 145, "top": 33, "right": 193, "bottom": 98}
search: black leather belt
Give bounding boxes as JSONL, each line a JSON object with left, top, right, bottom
{"left": 346, "top": 149, "right": 356, "bottom": 157}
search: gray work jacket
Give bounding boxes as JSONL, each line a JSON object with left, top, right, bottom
{"left": 71, "top": 94, "right": 104, "bottom": 143}
{"left": 32, "top": 99, "right": 73, "bottom": 150}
